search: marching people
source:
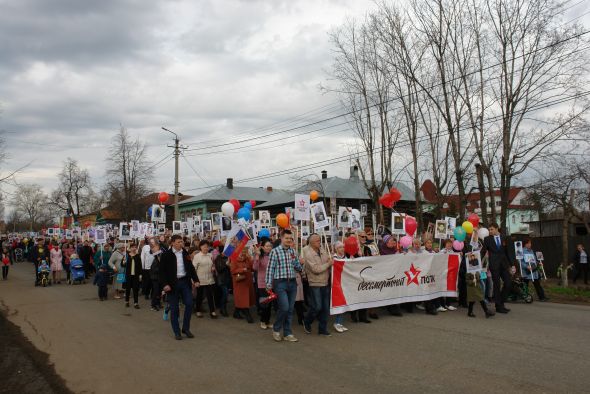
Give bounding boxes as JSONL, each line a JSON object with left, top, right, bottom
{"left": 480, "top": 223, "right": 513, "bottom": 314}
{"left": 301, "top": 233, "right": 334, "bottom": 336}
{"left": 265, "top": 229, "right": 303, "bottom": 342}
{"left": 79, "top": 240, "right": 94, "bottom": 278}
{"left": 331, "top": 241, "right": 348, "bottom": 333}
{"left": 50, "top": 241, "right": 63, "bottom": 284}
{"left": 521, "top": 239, "right": 549, "bottom": 301}
{"left": 193, "top": 240, "right": 217, "bottom": 319}
{"left": 466, "top": 271, "right": 495, "bottom": 318}
{"left": 2, "top": 248, "right": 10, "bottom": 280}
{"left": 108, "top": 243, "right": 127, "bottom": 299}
{"left": 141, "top": 238, "right": 155, "bottom": 300}
{"left": 31, "top": 238, "right": 49, "bottom": 286}
{"left": 230, "top": 247, "right": 255, "bottom": 323}
{"left": 213, "top": 242, "right": 230, "bottom": 317}
{"left": 63, "top": 243, "right": 74, "bottom": 283}
{"left": 123, "top": 242, "right": 142, "bottom": 309}
{"left": 159, "top": 234, "right": 200, "bottom": 340}
{"left": 149, "top": 240, "right": 163, "bottom": 311}
{"left": 253, "top": 239, "right": 273, "bottom": 329}
{"left": 93, "top": 264, "right": 109, "bottom": 301}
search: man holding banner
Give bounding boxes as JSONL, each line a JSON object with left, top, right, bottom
{"left": 301, "top": 234, "right": 333, "bottom": 336}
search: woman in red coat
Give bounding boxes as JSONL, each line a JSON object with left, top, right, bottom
{"left": 230, "top": 248, "right": 255, "bottom": 323}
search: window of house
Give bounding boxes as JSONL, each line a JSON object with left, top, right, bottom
{"left": 520, "top": 214, "right": 525, "bottom": 222}
{"left": 512, "top": 215, "right": 516, "bottom": 224}
{"left": 496, "top": 201, "right": 501, "bottom": 207}
{"left": 575, "top": 226, "right": 588, "bottom": 236}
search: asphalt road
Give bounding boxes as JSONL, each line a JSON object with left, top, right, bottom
{"left": 1, "top": 262, "right": 589, "bottom": 394}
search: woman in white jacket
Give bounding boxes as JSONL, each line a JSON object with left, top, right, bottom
{"left": 193, "top": 240, "right": 217, "bottom": 318}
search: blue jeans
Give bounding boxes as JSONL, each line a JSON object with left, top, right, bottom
{"left": 168, "top": 278, "right": 194, "bottom": 336}
{"left": 304, "top": 285, "right": 330, "bottom": 334}
{"left": 272, "top": 279, "right": 297, "bottom": 336}
{"left": 335, "top": 314, "right": 345, "bottom": 325}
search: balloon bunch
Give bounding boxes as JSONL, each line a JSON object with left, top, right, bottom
{"left": 379, "top": 187, "right": 402, "bottom": 209}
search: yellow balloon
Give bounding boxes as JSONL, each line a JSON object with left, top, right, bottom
{"left": 462, "top": 221, "right": 474, "bottom": 234}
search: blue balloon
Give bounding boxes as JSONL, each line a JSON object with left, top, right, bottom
{"left": 148, "top": 206, "right": 153, "bottom": 216}
{"left": 258, "top": 228, "right": 270, "bottom": 238}
{"left": 244, "top": 202, "right": 252, "bottom": 210}
{"left": 453, "top": 226, "right": 467, "bottom": 242}
{"left": 237, "top": 207, "right": 251, "bottom": 221}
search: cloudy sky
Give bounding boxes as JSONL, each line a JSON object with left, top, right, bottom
{"left": 0, "top": 0, "right": 382, "bottom": 200}
{"left": 1, "top": 0, "right": 589, "bottom": 206}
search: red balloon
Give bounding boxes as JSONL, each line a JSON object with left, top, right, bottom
{"left": 390, "top": 187, "right": 402, "bottom": 202}
{"left": 158, "top": 192, "right": 169, "bottom": 203}
{"left": 344, "top": 236, "right": 359, "bottom": 257}
{"left": 379, "top": 193, "right": 395, "bottom": 208}
{"left": 250, "top": 200, "right": 257, "bottom": 208}
{"left": 62, "top": 224, "right": 67, "bottom": 229}
{"left": 229, "top": 199, "right": 240, "bottom": 213}
{"left": 404, "top": 216, "right": 417, "bottom": 236}
{"left": 468, "top": 213, "right": 480, "bottom": 228}
{"left": 84, "top": 221, "right": 91, "bottom": 228}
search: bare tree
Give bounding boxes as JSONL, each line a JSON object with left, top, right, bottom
{"left": 12, "top": 184, "right": 50, "bottom": 231}
{"left": 50, "top": 158, "right": 94, "bottom": 220}
{"left": 105, "top": 126, "right": 153, "bottom": 220}
{"left": 328, "top": 17, "right": 400, "bottom": 224}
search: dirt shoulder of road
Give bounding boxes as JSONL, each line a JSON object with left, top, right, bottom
{"left": 542, "top": 279, "right": 590, "bottom": 305}
{"left": 0, "top": 309, "right": 72, "bottom": 394}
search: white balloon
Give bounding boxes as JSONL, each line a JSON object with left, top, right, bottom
{"left": 478, "top": 227, "right": 489, "bottom": 239}
{"left": 221, "top": 202, "right": 235, "bottom": 217}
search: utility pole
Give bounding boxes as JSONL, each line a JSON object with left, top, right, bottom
{"left": 162, "top": 127, "right": 181, "bottom": 220}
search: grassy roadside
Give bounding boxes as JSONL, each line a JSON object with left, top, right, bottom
{"left": 542, "top": 279, "right": 590, "bottom": 305}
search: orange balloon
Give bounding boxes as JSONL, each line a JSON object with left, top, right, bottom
{"left": 276, "top": 213, "right": 289, "bottom": 229}
{"left": 310, "top": 190, "right": 319, "bottom": 201}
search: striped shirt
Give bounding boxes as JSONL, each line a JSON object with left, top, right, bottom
{"left": 265, "top": 245, "right": 302, "bottom": 287}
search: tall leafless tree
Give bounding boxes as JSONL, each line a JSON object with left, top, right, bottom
{"left": 12, "top": 184, "right": 50, "bottom": 231}
{"left": 105, "top": 126, "right": 153, "bottom": 220}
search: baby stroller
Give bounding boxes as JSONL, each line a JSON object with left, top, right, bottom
{"left": 69, "top": 260, "right": 86, "bottom": 285}
{"left": 37, "top": 261, "right": 51, "bottom": 287}
{"left": 507, "top": 275, "right": 533, "bottom": 304}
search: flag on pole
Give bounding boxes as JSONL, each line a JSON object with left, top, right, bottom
{"left": 223, "top": 224, "right": 250, "bottom": 261}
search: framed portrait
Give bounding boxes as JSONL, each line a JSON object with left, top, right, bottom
{"left": 445, "top": 217, "right": 457, "bottom": 236}
{"left": 350, "top": 209, "right": 361, "bottom": 231}
{"left": 535, "top": 251, "right": 544, "bottom": 261}
{"left": 246, "top": 224, "right": 257, "bottom": 247}
{"left": 435, "top": 220, "right": 448, "bottom": 240}
{"left": 95, "top": 228, "right": 107, "bottom": 244}
{"left": 172, "top": 221, "right": 182, "bottom": 234}
{"left": 130, "top": 220, "right": 140, "bottom": 237}
{"left": 259, "top": 210, "right": 271, "bottom": 228}
{"left": 329, "top": 197, "right": 337, "bottom": 215}
{"left": 65, "top": 229, "right": 73, "bottom": 240}
{"left": 157, "top": 224, "right": 166, "bottom": 235}
{"left": 202, "top": 220, "right": 212, "bottom": 233}
{"left": 211, "top": 213, "right": 222, "bottom": 230}
{"left": 310, "top": 202, "right": 329, "bottom": 228}
{"left": 47, "top": 228, "right": 54, "bottom": 236}
{"left": 119, "top": 222, "right": 131, "bottom": 241}
{"left": 391, "top": 213, "right": 405, "bottom": 235}
{"left": 146, "top": 223, "right": 154, "bottom": 237}
{"left": 338, "top": 206, "right": 351, "bottom": 229}
{"left": 314, "top": 216, "right": 332, "bottom": 235}
{"left": 360, "top": 204, "right": 368, "bottom": 217}
{"left": 466, "top": 251, "right": 483, "bottom": 273}
{"left": 301, "top": 225, "right": 310, "bottom": 240}
{"left": 470, "top": 231, "right": 480, "bottom": 251}
{"left": 514, "top": 241, "right": 524, "bottom": 260}
{"left": 151, "top": 204, "right": 165, "bottom": 223}
{"left": 270, "top": 227, "right": 278, "bottom": 238}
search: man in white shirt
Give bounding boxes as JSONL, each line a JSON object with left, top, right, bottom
{"left": 141, "top": 238, "right": 155, "bottom": 300}
{"left": 159, "top": 235, "right": 200, "bottom": 340}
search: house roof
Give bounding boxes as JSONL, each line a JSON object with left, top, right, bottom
{"left": 178, "top": 186, "right": 291, "bottom": 206}
{"left": 256, "top": 177, "right": 415, "bottom": 208}
{"left": 423, "top": 183, "right": 532, "bottom": 212}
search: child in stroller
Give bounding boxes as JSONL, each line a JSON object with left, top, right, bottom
{"left": 507, "top": 268, "right": 534, "bottom": 304}
{"left": 69, "top": 254, "right": 86, "bottom": 285}
{"left": 36, "top": 260, "right": 51, "bottom": 287}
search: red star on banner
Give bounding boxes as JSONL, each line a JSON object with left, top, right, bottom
{"left": 405, "top": 263, "right": 422, "bottom": 286}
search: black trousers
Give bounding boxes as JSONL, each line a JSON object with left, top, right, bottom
{"left": 125, "top": 275, "right": 140, "bottom": 304}
{"left": 573, "top": 263, "right": 589, "bottom": 284}
{"left": 2, "top": 265, "right": 8, "bottom": 279}
{"left": 142, "top": 269, "right": 152, "bottom": 298}
{"left": 524, "top": 278, "right": 546, "bottom": 300}
{"left": 195, "top": 285, "right": 216, "bottom": 313}
{"left": 468, "top": 301, "right": 488, "bottom": 314}
{"left": 98, "top": 285, "right": 108, "bottom": 299}
{"left": 491, "top": 267, "right": 511, "bottom": 308}
{"left": 151, "top": 280, "right": 161, "bottom": 308}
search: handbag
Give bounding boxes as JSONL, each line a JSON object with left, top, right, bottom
{"left": 235, "top": 273, "right": 246, "bottom": 282}
{"left": 116, "top": 254, "right": 127, "bottom": 284}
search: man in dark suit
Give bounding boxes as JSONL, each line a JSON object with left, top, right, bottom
{"left": 160, "top": 234, "right": 200, "bottom": 340}
{"left": 480, "top": 223, "right": 513, "bottom": 313}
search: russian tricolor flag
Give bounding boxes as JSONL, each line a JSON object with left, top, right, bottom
{"left": 223, "top": 225, "right": 250, "bottom": 261}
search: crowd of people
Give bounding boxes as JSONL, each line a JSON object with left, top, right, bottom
{"left": 1, "top": 221, "right": 559, "bottom": 342}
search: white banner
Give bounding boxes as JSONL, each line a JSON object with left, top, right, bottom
{"left": 330, "top": 253, "right": 460, "bottom": 314}
{"left": 294, "top": 194, "right": 310, "bottom": 221}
